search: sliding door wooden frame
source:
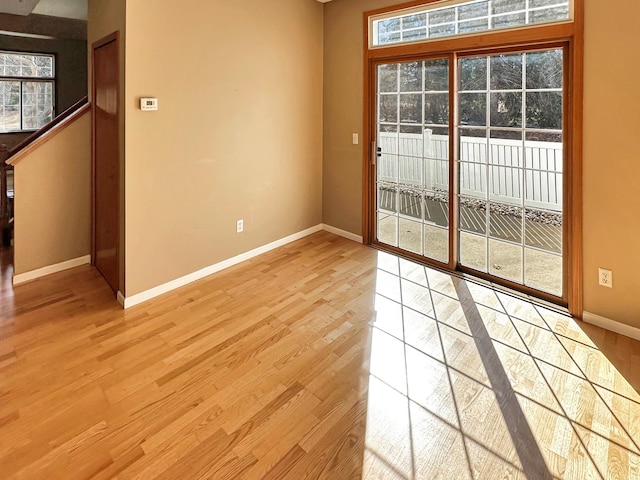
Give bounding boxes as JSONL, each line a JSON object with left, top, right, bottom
{"left": 362, "top": 0, "right": 584, "bottom": 317}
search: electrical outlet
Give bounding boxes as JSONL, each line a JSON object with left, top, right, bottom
{"left": 598, "top": 268, "right": 613, "bottom": 288}
{"left": 352, "top": 133, "right": 359, "bottom": 145}
{"left": 236, "top": 219, "right": 244, "bottom": 233}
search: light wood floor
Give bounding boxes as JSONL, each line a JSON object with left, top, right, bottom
{"left": 0, "top": 233, "right": 639, "bottom": 479}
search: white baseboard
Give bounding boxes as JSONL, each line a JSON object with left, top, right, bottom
{"left": 116, "top": 291, "right": 125, "bottom": 307}
{"left": 13, "top": 255, "right": 91, "bottom": 285}
{"left": 122, "top": 224, "right": 323, "bottom": 309}
{"left": 583, "top": 311, "right": 640, "bottom": 342}
{"left": 322, "top": 224, "right": 363, "bottom": 243}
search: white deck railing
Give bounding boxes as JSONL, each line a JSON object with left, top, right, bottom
{"left": 378, "top": 130, "right": 563, "bottom": 212}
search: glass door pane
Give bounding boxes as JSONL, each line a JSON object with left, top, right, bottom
{"left": 457, "top": 49, "right": 564, "bottom": 296}
{"left": 376, "top": 58, "right": 450, "bottom": 264}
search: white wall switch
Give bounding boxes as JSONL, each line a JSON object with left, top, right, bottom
{"left": 140, "top": 97, "right": 158, "bottom": 111}
{"left": 352, "top": 133, "right": 359, "bottom": 145}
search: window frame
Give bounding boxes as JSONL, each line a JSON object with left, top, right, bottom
{"left": 0, "top": 50, "right": 56, "bottom": 133}
{"left": 368, "top": 0, "right": 574, "bottom": 48}
{"left": 362, "top": 0, "right": 584, "bottom": 317}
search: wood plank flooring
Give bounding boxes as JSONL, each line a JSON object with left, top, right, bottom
{"left": 0, "top": 233, "right": 638, "bottom": 479}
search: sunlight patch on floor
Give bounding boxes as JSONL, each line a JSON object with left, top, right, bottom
{"left": 363, "top": 251, "right": 640, "bottom": 480}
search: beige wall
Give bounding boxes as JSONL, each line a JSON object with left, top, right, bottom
{"left": 583, "top": 0, "right": 640, "bottom": 328}
{"left": 88, "top": 0, "right": 126, "bottom": 293}
{"left": 79, "top": 0, "right": 639, "bottom": 327}
{"left": 13, "top": 112, "right": 91, "bottom": 274}
{"left": 323, "top": 0, "right": 397, "bottom": 234}
{"left": 124, "top": 0, "right": 323, "bottom": 296}
{"left": 323, "top": 0, "right": 640, "bottom": 328}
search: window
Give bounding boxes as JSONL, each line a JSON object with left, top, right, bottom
{"left": 0, "top": 51, "right": 55, "bottom": 133}
{"left": 371, "top": 0, "right": 572, "bottom": 47}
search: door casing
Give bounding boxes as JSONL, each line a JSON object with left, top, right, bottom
{"left": 362, "top": 2, "right": 584, "bottom": 316}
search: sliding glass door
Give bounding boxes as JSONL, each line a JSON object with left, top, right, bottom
{"left": 376, "top": 58, "right": 451, "bottom": 264}
{"left": 457, "top": 49, "right": 564, "bottom": 296}
{"left": 373, "top": 47, "right": 565, "bottom": 301}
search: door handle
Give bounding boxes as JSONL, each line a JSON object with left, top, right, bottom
{"left": 371, "top": 141, "right": 382, "bottom": 166}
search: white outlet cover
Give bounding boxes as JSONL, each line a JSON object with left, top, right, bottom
{"left": 598, "top": 268, "right": 613, "bottom": 288}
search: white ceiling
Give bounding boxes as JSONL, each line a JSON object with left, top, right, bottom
{"left": 33, "top": 0, "right": 87, "bottom": 20}
{"left": 0, "top": 0, "right": 87, "bottom": 19}
{"left": 0, "top": 0, "right": 41, "bottom": 16}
